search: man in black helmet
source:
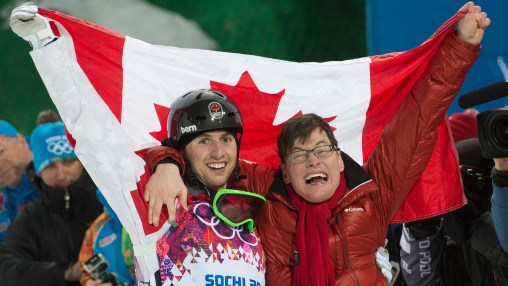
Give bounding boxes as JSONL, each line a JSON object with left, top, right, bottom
{"left": 144, "top": 89, "right": 274, "bottom": 286}
{"left": 146, "top": 89, "right": 394, "bottom": 286}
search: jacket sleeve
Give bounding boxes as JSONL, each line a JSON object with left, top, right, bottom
{"left": 0, "top": 206, "right": 68, "bottom": 286}
{"left": 491, "top": 182, "right": 508, "bottom": 252}
{"left": 79, "top": 213, "right": 107, "bottom": 285}
{"left": 144, "top": 145, "right": 186, "bottom": 175}
{"left": 365, "top": 33, "right": 480, "bottom": 224}
{"left": 231, "top": 161, "right": 277, "bottom": 197}
{"left": 79, "top": 225, "right": 95, "bottom": 285}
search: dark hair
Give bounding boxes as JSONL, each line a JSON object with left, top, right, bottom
{"left": 277, "top": 113, "right": 337, "bottom": 162}
{"left": 36, "top": 109, "right": 61, "bottom": 125}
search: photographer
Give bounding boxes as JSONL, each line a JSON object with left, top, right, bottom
{"left": 491, "top": 156, "right": 508, "bottom": 252}
{"left": 400, "top": 139, "right": 508, "bottom": 285}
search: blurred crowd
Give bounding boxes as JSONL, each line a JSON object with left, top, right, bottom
{"left": 0, "top": 111, "right": 135, "bottom": 286}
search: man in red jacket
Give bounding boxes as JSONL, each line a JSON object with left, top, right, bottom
{"left": 144, "top": 2, "right": 489, "bottom": 285}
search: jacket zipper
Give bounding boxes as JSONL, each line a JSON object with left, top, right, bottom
{"left": 334, "top": 214, "right": 360, "bottom": 285}
{"left": 64, "top": 188, "right": 70, "bottom": 210}
{"left": 63, "top": 187, "right": 75, "bottom": 260}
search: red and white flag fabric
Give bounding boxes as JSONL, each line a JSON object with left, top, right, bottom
{"left": 30, "top": 8, "right": 466, "bottom": 284}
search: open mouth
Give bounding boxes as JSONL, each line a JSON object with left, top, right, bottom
{"left": 305, "top": 173, "right": 328, "bottom": 185}
{"left": 207, "top": 162, "right": 226, "bottom": 170}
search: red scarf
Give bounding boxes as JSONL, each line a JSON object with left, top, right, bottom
{"left": 286, "top": 172, "right": 346, "bottom": 286}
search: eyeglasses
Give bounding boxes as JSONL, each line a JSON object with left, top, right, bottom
{"left": 285, "top": 144, "right": 340, "bottom": 164}
{"left": 212, "top": 189, "right": 266, "bottom": 232}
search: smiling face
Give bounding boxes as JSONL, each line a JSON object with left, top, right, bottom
{"left": 281, "top": 128, "right": 344, "bottom": 203}
{"left": 183, "top": 130, "right": 238, "bottom": 191}
{"left": 0, "top": 135, "right": 33, "bottom": 187}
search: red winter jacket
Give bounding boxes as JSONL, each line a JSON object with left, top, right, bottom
{"left": 257, "top": 33, "right": 479, "bottom": 286}
{"left": 145, "top": 33, "right": 479, "bottom": 286}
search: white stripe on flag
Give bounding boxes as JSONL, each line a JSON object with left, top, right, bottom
{"left": 30, "top": 24, "right": 167, "bottom": 284}
{"left": 122, "top": 36, "right": 372, "bottom": 162}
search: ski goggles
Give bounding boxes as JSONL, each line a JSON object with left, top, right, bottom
{"left": 212, "top": 189, "right": 266, "bottom": 232}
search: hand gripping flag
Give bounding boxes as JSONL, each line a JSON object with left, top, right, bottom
{"left": 29, "top": 8, "right": 467, "bottom": 284}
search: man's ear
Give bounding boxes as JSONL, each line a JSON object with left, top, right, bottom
{"left": 338, "top": 152, "right": 345, "bottom": 172}
{"left": 280, "top": 163, "right": 291, "bottom": 184}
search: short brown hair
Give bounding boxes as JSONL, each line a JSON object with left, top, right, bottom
{"left": 277, "top": 113, "right": 337, "bottom": 162}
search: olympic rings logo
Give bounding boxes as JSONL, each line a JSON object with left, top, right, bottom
{"left": 47, "top": 140, "right": 73, "bottom": 155}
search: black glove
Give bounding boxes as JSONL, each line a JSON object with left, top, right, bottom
{"left": 405, "top": 216, "right": 442, "bottom": 240}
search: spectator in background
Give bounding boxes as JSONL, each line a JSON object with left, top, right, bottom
{"left": 491, "top": 156, "right": 508, "bottom": 252}
{"left": 79, "top": 189, "right": 135, "bottom": 286}
{"left": 0, "top": 111, "right": 62, "bottom": 241}
{"left": 390, "top": 107, "right": 481, "bottom": 285}
{"left": 444, "top": 139, "right": 508, "bottom": 285}
{"left": 400, "top": 138, "right": 508, "bottom": 286}
{"left": 399, "top": 108, "right": 508, "bottom": 285}
{"left": 0, "top": 118, "right": 103, "bottom": 286}
{"left": 0, "top": 118, "right": 40, "bottom": 241}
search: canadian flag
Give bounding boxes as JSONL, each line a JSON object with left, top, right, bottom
{"left": 30, "top": 8, "right": 466, "bottom": 284}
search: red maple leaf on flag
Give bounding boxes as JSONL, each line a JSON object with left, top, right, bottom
{"left": 149, "top": 103, "right": 171, "bottom": 142}
{"left": 146, "top": 71, "right": 337, "bottom": 169}
{"left": 211, "top": 71, "right": 336, "bottom": 168}
{"left": 211, "top": 71, "right": 292, "bottom": 167}
{"left": 133, "top": 71, "right": 339, "bottom": 234}
{"left": 143, "top": 70, "right": 295, "bottom": 168}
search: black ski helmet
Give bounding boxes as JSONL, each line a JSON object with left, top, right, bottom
{"left": 168, "top": 89, "right": 243, "bottom": 149}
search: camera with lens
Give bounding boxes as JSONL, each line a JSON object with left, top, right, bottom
{"left": 83, "top": 253, "right": 131, "bottom": 286}
{"left": 476, "top": 108, "right": 508, "bottom": 157}
{"left": 458, "top": 81, "right": 508, "bottom": 158}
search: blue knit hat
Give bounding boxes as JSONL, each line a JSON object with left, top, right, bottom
{"left": 31, "top": 122, "right": 77, "bottom": 174}
{"left": 0, "top": 120, "right": 19, "bottom": 138}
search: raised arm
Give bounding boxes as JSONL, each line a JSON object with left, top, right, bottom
{"left": 366, "top": 2, "right": 489, "bottom": 223}
{"left": 455, "top": 2, "right": 490, "bottom": 45}
{"left": 10, "top": 3, "right": 57, "bottom": 49}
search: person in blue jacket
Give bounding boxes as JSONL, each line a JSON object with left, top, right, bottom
{"left": 79, "top": 189, "right": 135, "bottom": 286}
{"left": 0, "top": 120, "right": 103, "bottom": 286}
{"left": 491, "top": 156, "right": 508, "bottom": 252}
{"left": 0, "top": 119, "right": 39, "bottom": 241}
